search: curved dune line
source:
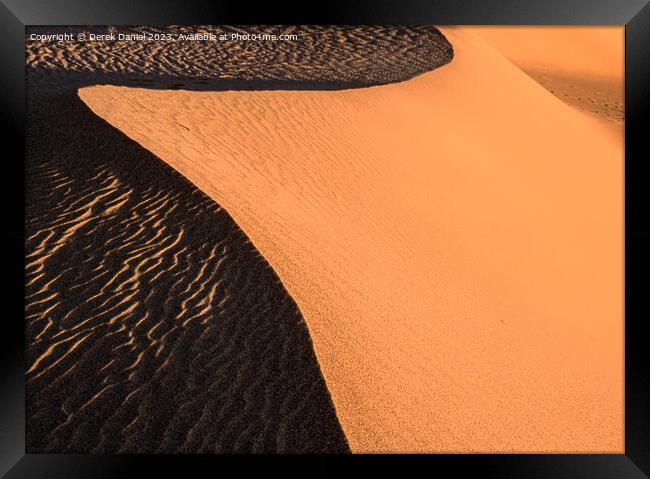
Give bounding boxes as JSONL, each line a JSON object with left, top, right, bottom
{"left": 465, "top": 26, "right": 624, "bottom": 145}
{"left": 27, "top": 26, "right": 456, "bottom": 453}
{"left": 80, "top": 27, "right": 623, "bottom": 453}
{"left": 25, "top": 91, "right": 349, "bottom": 453}
{"left": 462, "top": 26, "right": 623, "bottom": 78}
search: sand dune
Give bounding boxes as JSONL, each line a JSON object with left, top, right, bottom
{"left": 25, "top": 25, "right": 452, "bottom": 91}
{"left": 463, "top": 26, "right": 623, "bottom": 78}
{"left": 25, "top": 26, "right": 453, "bottom": 453}
{"left": 80, "top": 27, "right": 623, "bottom": 453}
{"left": 466, "top": 26, "right": 624, "bottom": 142}
{"left": 25, "top": 93, "right": 350, "bottom": 453}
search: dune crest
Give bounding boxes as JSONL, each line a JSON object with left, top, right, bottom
{"left": 466, "top": 26, "right": 624, "bottom": 143}
{"left": 26, "top": 26, "right": 455, "bottom": 453}
{"left": 79, "top": 27, "right": 623, "bottom": 452}
{"left": 24, "top": 93, "right": 351, "bottom": 453}
{"left": 462, "top": 26, "right": 623, "bottom": 79}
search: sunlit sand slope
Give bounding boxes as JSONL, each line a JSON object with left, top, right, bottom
{"left": 25, "top": 93, "right": 349, "bottom": 453}
{"left": 26, "top": 25, "right": 453, "bottom": 453}
{"left": 462, "top": 26, "right": 623, "bottom": 78}
{"left": 81, "top": 27, "right": 623, "bottom": 452}
{"left": 466, "top": 26, "right": 624, "bottom": 141}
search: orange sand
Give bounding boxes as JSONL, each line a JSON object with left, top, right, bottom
{"left": 79, "top": 27, "right": 624, "bottom": 452}
{"left": 466, "top": 26, "right": 624, "bottom": 143}
{"left": 464, "top": 26, "right": 623, "bottom": 78}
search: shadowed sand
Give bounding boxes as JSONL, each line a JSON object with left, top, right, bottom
{"left": 25, "top": 26, "right": 454, "bottom": 453}
{"left": 25, "top": 93, "right": 351, "bottom": 453}
{"left": 79, "top": 27, "right": 623, "bottom": 453}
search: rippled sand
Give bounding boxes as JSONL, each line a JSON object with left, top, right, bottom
{"left": 79, "top": 27, "right": 623, "bottom": 452}
{"left": 25, "top": 26, "right": 453, "bottom": 453}
{"left": 27, "top": 25, "right": 622, "bottom": 454}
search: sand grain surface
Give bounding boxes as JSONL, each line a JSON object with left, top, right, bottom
{"left": 79, "top": 27, "right": 623, "bottom": 452}
{"left": 26, "top": 24, "right": 455, "bottom": 453}
{"left": 467, "top": 26, "right": 624, "bottom": 143}
{"left": 27, "top": 25, "right": 623, "bottom": 453}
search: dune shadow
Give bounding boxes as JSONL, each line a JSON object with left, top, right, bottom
{"left": 25, "top": 89, "right": 351, "bottom": 453}
{"left": 25, "top": 25, "right": 455, "bottom": 453}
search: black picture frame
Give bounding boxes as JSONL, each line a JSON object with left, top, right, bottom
{"left": 3, "top": 0, "right": 648, "bottom": 476}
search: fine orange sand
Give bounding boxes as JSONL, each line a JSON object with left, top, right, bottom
{"left": 467, "top": 26, "right": 624, "bottom": 143}
{"left": 79, "top": 27, "right": 623, "bottom": 452}
{"left": 463, "top": 26, "right": 623, "bottom": 78}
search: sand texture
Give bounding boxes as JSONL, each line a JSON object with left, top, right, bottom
{"left": 79, "top": 27, "right": 623, "bottom": 453}
{"left": 25, "top": 91, "right": 353, "bottom": 453}
{"left": 26, "top": 25, "right": 453, "bottom": 91}
{"left": 467, "top": 26, "right": 624, "bottom": 143}
{"left": 25, "top": 25, "right": 453, "bottom": 454}
{"left": 25, "top": 24, "right": 455, "bottom": 454}
{"left": 27, "top": 25, "right": 622, "bottom": 453}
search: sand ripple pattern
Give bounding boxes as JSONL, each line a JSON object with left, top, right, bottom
{"left": 26, "top": 25, "right": 453, "bottom": 91}
{"left": 26, "top": 26, "right": 454, "bottom": 453}
{"left": 25, "top": 92, "right": 351, "bottom": 453}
